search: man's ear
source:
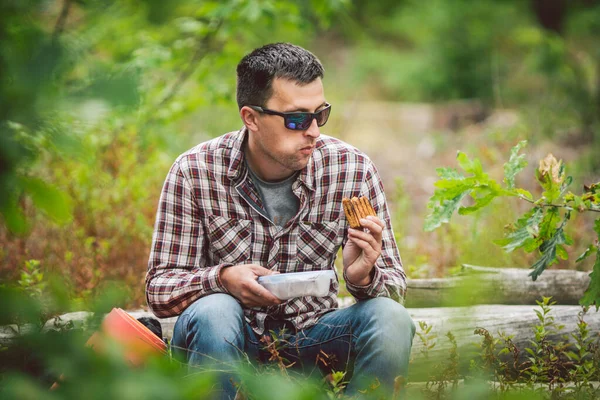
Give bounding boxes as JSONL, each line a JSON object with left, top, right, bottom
{"left": 240, "top": 106, "right": 259, "bottom": 131}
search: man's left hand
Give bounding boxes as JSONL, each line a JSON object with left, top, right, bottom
{"left": 342, "top": 215, "right": 384, "bottom": 286}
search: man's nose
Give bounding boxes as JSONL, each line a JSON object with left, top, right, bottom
{"left": 304, "top": 118, "right": 320, "bottom": 138}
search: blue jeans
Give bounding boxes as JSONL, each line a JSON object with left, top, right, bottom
{"left": 172, "top": 294, "right": 415, "bottom": 399}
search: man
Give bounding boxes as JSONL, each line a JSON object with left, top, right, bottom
{"left": 146, "top": 43, "right": 414, "bottom": 399}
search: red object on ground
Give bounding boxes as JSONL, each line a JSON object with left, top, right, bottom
{"left": 50, "top": 308, "right": 167, "bottom": 390}
{"left": 86, "top": 308, "right": 167, "bottom": 366}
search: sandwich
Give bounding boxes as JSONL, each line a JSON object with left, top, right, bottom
{"left": 342, "top": 196, "right": 377, "bottom": 229}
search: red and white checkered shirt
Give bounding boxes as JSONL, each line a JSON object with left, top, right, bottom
{"left": 145, "top": 127, "right": 407, "bottom": 335}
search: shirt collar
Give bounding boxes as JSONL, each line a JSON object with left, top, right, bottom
{"left": 226, "top": 127, "right": 247, "bottom": 181}
{"left": 226, "top": 126, "right": 315, "bottom": 192}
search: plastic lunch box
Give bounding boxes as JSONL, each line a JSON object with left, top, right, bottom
{"left": 257, "top": 270, "right": 336, "bottom": 300}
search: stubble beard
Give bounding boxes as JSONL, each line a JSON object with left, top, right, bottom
{"left": 254, "top": 130, "right": 309, "bottom": 173}
{"left": 264, "top": 143, "right": 308, "bottom": 173}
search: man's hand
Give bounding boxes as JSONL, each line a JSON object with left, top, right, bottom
{"left": 220, "top": 264, "right": 283, "bottom": 308}
{"left": 343, "top": 216, "right": 385, "bottom": 286}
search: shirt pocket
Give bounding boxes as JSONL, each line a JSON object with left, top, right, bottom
{"left": 207, "top": 215, "right": 252, "bottom": 264}
{"left": 297, "top": 220, "right": 340, "bottom": 266}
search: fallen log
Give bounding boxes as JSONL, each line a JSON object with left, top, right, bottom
{"left": 28, "top": 304, "right": 598, "bottom": 369}
{"left": 405, "top": 264, "right": 591, "bottom": 308}
{"left": 408, "top": 304, "right": 600, "bottom": 362}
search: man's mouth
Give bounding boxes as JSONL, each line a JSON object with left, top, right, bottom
{"left": 299, "top": 146, "right": 314, "bottom": 155}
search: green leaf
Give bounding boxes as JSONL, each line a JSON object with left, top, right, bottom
{"left": 580, "top": 250, "right": 600, "bottom": 310}
{"left": 525, "top": 348, "right": 535, "bottom": 357}
{"left": 19, "top": 176, "right": 73, "bottom": 224}
{"left": 564, "top": 351, "right": 579, "bottom": 361}
{"left": 494, "top": 207, "right": 544, "bottom": 253}
{"left": 425, "top": 151, "right": 506, "bottom": 230}
{"left": 433, "top": 177, "right": 476, "bottom": 194}
{"left": 436, "top": 167, "right": 464, "bottom": 180}
{"left": 560, "top": 175, "right": 573, "bottom": 197}
{"left": 556, "top": 245, "right": 568, "bottom": 260}
{"left": 424, "top": 192, "right": 469, "bottom": 231}
{"left": 503, "top": 140, "right": 528, "bottom": 189}
{"left": 0, "top": 174, "right": 29, "bottom": 234}
{"left": 539, "top": 207, "right": 561, "bottom": 241}
{"left": 568, "top": 193, "right": 588, "bottom": 213}
{"left": 0, "top": 195, "right": 29, "bottom": 235}
{"left": 529, "top": 214, "right": 570, "bottom": 281}
{"left": 457, "top": 151, "right": 485, "bottom": 177}
{"left": 575, "top": 244, "right": 596, "bottom": 262}
{"left": 458, "top": 188, "right": 498, "bottom": 215}
{"left": 564, "top": 232, "right": 574, "bottom": 246}
{"left": 512, "top": 188, "right": 533, "bottom": 201}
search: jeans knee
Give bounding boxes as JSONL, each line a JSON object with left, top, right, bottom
{"left": 176, "top": 293, "right": 244, "bottom": 338}
{"left": 357, "top": 297, "right": 415, "bottom": 338}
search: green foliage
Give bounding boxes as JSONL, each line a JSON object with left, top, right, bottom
{"left": 580, "top": 222, "right": 600, "bottom": 308}
{"left": 425, "top": 142, "right": 600, "bottom": 308}
{"left": 528, "top": 212, "right": 571, "bottom": 280}
{"left": 340, "top": 0, "right": 526, "bottom": 103}
{"left": 326, "top": 370, "right": 348, "bottom": 398}
{"left": 0, "top": 0, "right": 347, "bottom": 309}
{"left": 565, "top": 308, "right": 599, "bottom": 396}
{"left": 495, "top": 207, "right": 544, "bottom": 253}
{"left": 409, "top": 298, "right": 600, "bottom": 398}
{"left": 17, "top": 260, "right": 46, "bottom": 299}
{"left": 467, "top": 298, "right": 600, "bottom": 398}
{"left": 504, "top": 140, "right": 528, "bottom": 190}
{"left": 416, "top": 321, "right": 437, "bottom": 361}
{"left": 424, "top": 144, "right": 522, "bottom": 232}
{"left": 19, "top": 176, "right": 73, "bottom": 225}
{"left": 423, "top": 332, "right": 461, "bottom": 398}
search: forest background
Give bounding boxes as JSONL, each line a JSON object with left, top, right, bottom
{"left": 2, "top": 0, "right": 600, "bottom": 315}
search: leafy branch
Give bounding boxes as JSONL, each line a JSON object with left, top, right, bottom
{"left": 52, "top": 0, "right": 73, "bottom": 41}
{"left": 154, "top": 19, "right": 223, "bottom": 110}
{"left": 425, "top": 140, "right": 600, "bottom": 309}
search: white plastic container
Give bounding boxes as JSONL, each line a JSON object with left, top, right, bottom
{"left": 257, "top": 270, "right": 336, "bottom": 300}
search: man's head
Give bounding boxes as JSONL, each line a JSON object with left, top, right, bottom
{"left": 237, "top": 43, "right": 329, "bottom": 182}
{"left": 236, "top": 42, "right": 324, "bottom": 109}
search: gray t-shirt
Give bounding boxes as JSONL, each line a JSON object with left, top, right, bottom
{"left": 247, "top": 164, "right": 300, "bottom": 227}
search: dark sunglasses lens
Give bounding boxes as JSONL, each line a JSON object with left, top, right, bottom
{"left": 316, "top": 106, "right": 331, "bottom": 127}
{"left": 283, "top": 105, "right": 331, "bottom": 130}
{"left": 285, "top": 113, "right": 312, "bottom": 130}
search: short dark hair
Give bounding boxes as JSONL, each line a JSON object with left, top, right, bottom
{"left": 236, "top": 43, "right": 324, "bottom": 109}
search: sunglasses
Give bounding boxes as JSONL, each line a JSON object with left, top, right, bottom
{"left": 247, "top": 103, "right": 331, "bottom": 131}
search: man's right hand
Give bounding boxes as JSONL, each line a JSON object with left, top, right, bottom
{"left": 220, "top": 264, "right": 283, "bottom": 308}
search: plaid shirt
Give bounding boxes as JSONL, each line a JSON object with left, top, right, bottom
{"left": 146, "top": 127, "right": 406, "bottom": 335}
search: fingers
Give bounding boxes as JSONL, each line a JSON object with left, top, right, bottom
{"left": 241, "top": 279, "right": 282, "bottom": 307}
{"left": 359, "top": 216, "right": 384, "bottom": 233}
{"left": 348, "top": 234, "right": 380, "bottom": 257}
{"left": 348, "top": 227, "right": 381, "bottom": 250}
{"left": 347, "top": 217, "right": 383, "bottom": 265}
{"left": 249, "top": 264, "right": 279, "bottom": 277}
{"left": 349, "top": 216, "right": 383, "bottom": 244}
{"left": 222, "top": 264, "right": 282, "bottom": 308}
{"left": 250, "top": 280, "right": 283, "bottom": 304}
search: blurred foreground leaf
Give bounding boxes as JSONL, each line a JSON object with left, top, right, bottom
{"left": 20, "top": 176, "right": 73, "bottom": 225}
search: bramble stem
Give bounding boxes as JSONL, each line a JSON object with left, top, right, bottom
{"left": 517, "top": 195, "right": 600, "bottom": 213}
